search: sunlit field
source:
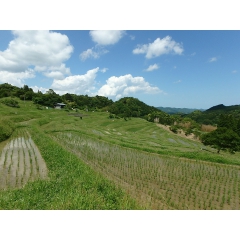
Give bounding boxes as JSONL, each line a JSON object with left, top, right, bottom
{"left": 0, "top": 98, "right": 240, "bottom": 209}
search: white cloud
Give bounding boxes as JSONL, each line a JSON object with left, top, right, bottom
{"left": 100, "top": 68, "right": 108, "bottom": 73}
{"left": 0, "top": 69, "right": 35, "bottom": 87}
{"left": 51, "top": 67, "right": 99, "bottom": 95}
{"left": 0, "top": 31, "right": 73, "bottom": 72}
{"left": 129, "top": 35, "right": 135, "bottom": 40}
{"left": 0, "top": 31, "right": 73, "bottom": 86}
{"left": 209, "top": 57, "right": 217, "bottom": 62}
{"left": 80, "top": 47, "right": 108, "bottom": 61}
{"left": 42, "top": 64, "right": 71, "bottom": 79}
{"left": 30, "top": 86, "right": 48, "bottom": 93}
{"left": 97, "top": 74, "right": 162, "bottom": 100}
{"left": 145, "top": 64, "right": 159, "bottom": 72}
{"left": 80, "top": 48, "right": 100, "bottom": 61}
{"left": 232, "top": 70, "right": 237, "bottom": 73}
{"left": 89, "top": 30, "right": 125, "bottom": 45}
{"left": 43, "top": 71, "right": 65, "bottom": 79}
{"left": 133, "top": 36, "right": 184, "bottom": 59}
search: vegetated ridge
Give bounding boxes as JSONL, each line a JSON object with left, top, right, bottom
{"left": 185, "top": 104, "right": 240, "bottom": 125}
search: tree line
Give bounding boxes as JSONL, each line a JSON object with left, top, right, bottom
{"left": 0, "top": 83, "right": 113, "bottom": 111}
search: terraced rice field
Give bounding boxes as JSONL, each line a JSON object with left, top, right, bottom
{"left": 0, "top": 133, "right": 48, "bottom": 190}
{"left": 52, "top": 131, "right": 240, "bottom": 210}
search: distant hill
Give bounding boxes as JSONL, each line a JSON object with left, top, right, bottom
{"left": 157, "top": 106, "right": 205, "bottom": 115}
{"left": 205, "top": 104, "right": 226, "bottom": 112}
{"left": 186, "top": 104, "right": 240, "bottom": 125}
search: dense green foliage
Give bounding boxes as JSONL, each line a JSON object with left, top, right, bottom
{"left": 109, "top": 97, "right": 159, "bottom": 118}
{"left": 201, "top": 127, "right": 240, "bottom": 153}
{"left": 201, "top": 115, "right": 240, "bottom": 153}
{"left": 0, "top": 119, "right": 16, "bottom": 142}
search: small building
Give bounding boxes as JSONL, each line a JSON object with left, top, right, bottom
{"left": 54, "top": 103, "right": 66, "bottom": 109}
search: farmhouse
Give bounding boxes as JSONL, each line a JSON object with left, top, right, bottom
{"left": 54, "top": 103, "right": 66, "bottom": 109}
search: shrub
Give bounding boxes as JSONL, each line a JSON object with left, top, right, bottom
{"left": 170, "top": 125, "right": 179, "bottom": 133}
{"left": 0, "top": 119, "right": 16, "bottom": 142}
{"left": 1, "top": 98, "right": 20, "bottom": 108}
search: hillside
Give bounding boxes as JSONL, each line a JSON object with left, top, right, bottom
{"left": 109, "top": 97, "right": 163, "bottom": 117}
{"left": 186, "top": 104, "right": 240, "bottom": 125}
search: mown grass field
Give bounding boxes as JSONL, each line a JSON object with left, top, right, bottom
{"left": 0, "top": 97, "right": 240, "bottom": 209}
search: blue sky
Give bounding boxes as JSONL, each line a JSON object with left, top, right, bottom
{"left": 0, "top": 30, "right": 239, "bottom": 109}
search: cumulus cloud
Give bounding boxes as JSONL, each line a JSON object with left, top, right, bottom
{"left": 51, "top": 67, "right": 99, "bottom": 95}
{"left": 0, "top": 69, "right": 35, "bottom": 87}
{"left": 0, "top": 30, "right": 73, "bottom": 85}
{"left": 89, "top": 30, "right": 125, "bottom": 45}
{"left": 97, "top": 74, "right": 162, "bottom": 100}
{"left": 42, "top": 64, "right": 71, "bottom": 79}
{"left": 80, "top": 47, "right": 108, "bottom": 61}
{"left": 133, "top": 36, "right": 184, "bottom": 59}
{"left": 145, "top": 64, "right": 159, "bottom": 72}
{"left": 209, "top": 57, "right": 217, "bottom": 62}
{"left": 0, "top": 31, "right": 73, "bottom": 72}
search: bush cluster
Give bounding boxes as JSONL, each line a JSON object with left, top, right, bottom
{"left": 0, "top": 119, "right": 16, "bottom": 142}
{"left": 1, "top": 98, "right": 20, "bottom": 108}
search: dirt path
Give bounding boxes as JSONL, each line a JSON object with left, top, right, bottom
{"left": 0, "top": 134, "right": 48, "bottom": 190}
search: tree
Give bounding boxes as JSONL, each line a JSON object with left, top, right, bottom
{"left": 46, "top": 89, "right": 56, "bottom": 95}
{"left": 201, "top": 127, "right": 240, "bottom": 153}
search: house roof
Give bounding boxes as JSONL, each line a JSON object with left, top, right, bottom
{"left": 55, "top": 103, "right": 66, "bottom": 106}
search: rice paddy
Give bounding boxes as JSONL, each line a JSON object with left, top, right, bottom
{"left": 52, "top": 131, "right": 240, "bottom": 210}
{"left": 0, "top": 131, "right": 48, "bottom": 190}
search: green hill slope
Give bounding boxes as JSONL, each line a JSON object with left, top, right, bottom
{"left": 185, "top": 104, "right": 240, "bottom": 125}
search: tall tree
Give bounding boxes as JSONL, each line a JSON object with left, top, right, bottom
{"left": 201, "top": 127, "right": 240, "bottom": 153}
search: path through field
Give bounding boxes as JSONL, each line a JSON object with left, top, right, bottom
{"left": 0, "top": 135, "right": 48, "bottom": 190}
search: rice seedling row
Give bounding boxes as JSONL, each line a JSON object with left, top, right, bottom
{"left": 0, "top": 131, "right": 48, "bottom": 190}
{"left": 51, "top": 131, "right": 240, "bottom": 210}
